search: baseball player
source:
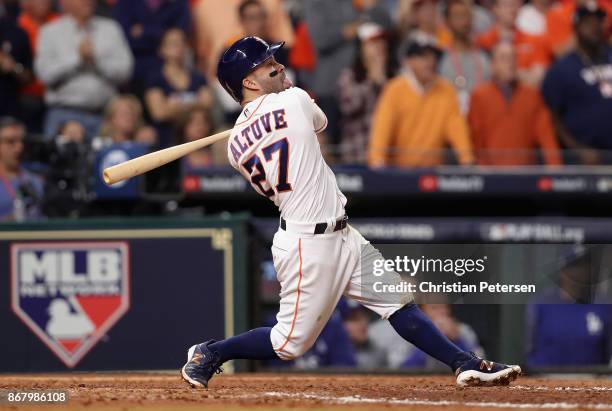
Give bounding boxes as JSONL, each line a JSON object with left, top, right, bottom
{"left": 181, "top": 36, "right": 521, "bottom": 388}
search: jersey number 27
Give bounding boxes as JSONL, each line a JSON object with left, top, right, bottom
{"left": 242, "top": 138, "right": 292, "bottom": 197}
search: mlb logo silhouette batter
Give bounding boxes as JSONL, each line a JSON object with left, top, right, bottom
{"left": 11, "top": 242, "right": 130, "bottom": 367}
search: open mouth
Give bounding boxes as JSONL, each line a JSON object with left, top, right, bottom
{"left": 282, "top": 73, "right": 293, "bottom": 88}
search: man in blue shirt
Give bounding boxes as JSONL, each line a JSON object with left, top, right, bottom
{"left": 0, "top": 117, "right": 44, "bottom": 220}
{"left": 527, "top": 246, "right": 612, "bottom": 367}
{"left": 541, "top": 4, "right": 612, "bottom": 164}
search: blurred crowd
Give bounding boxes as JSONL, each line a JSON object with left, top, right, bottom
{"left": 263, "top": 298, "right": 611, "bottom": 371}
{"left": 260, "top": 245, "right": 611, "bottom": 371}
{"left": 0, "top": 0, "right": 610, "bottom": 220}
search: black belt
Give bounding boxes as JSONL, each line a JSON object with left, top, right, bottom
{"left": 280, "top": 215, "right": 348, "bottom": 234}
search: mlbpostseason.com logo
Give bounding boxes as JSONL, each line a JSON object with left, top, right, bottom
{"left": 10, "top": 242, "right": 130, "bottom": 368}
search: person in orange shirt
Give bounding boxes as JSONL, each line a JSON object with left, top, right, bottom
{"left": 17, "top": 0, "right": 59, "bottom": 57}
{"left": 545, "top": 0, "right": 612, "bottom": 58}
{"left": 476, "top": 0, "right": 550, "bottom": 86}
{"left": 368, "top": 39, "right": 474, "bottom": 168}
{"left": 469, "top": 42, "right": 561, "bottom": 166}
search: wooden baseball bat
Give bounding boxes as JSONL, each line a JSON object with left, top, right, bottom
{"left": 103, "top": 129, "right": 231, "bottom": 185}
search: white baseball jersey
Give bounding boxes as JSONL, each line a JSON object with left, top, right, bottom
{"left": 227, "top": 87, "right": 346, "bottom": 223}
{"left": 227, "top": 87, "right": 408, "bottom": 361}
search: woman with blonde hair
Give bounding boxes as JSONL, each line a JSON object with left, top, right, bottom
{"left": 99, "top": 95, "right": 157, "bottom": 146}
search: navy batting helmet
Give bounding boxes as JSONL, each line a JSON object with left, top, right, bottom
{"left": 217, "top": 36, "right": 284, "bottom": 102}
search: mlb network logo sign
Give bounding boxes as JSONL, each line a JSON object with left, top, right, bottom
{"left": 11, "top": 242, "right": 130, "bottom": 367}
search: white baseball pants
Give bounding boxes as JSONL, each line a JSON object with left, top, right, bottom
{"left": 269, "top": 223, "right": 410, "bottom": 360}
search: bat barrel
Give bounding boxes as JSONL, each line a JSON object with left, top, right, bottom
{"left": 102, "top": 129, "right": 231, "bottom": 186}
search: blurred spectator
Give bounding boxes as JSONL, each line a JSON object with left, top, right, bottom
{"left": 1, "top": 0, "right": 21, "bottom": 20}
{"left": 337, "top": 23, "right": 391, "bottom": 164}
{"left": 469, "top": 42, "right": 561, "bottom": 166}
{"left": 95, "top": 0, "right": 117, "bottom": 18}
{"left": 401, "top": 305, "right": 484, "bottom": 370}
{"left": 470, "top": 0, "right": 496, "bottom": 34}
{"left": 286, "top": 2, "right": 317, "bottom": 79}
{"left": 234, "top": 0, "right": 289, "bottom": 66}
{"left": 407, "top": 0, "right": 452, "bottom": 47}
{"left": 368, "top": 316, "right": 411, "bottom": 368}
{"left": 545, "top": 0, "right": 612, "bottom": 59}
{"left": 439, "top": 0, "right": 490, "bottom": 113}
{"left": 193, "top": 0, "right": 294, "bottom": 79}
{"left": 528, "top": 303, "right": 611, "bottom": 367}
{"left": 0, "top": 10, "right": 33, "bottom": 119}
{"left": 541, "top": 4, "right": 612, "bottom": 165}
{"left": 99, "top": 95, "right": 157, "bottom": 146}
{"left": 144, "top": 28, "right": 213, "bottom": 147}
{"left": 527, "top": 246, "right": 611, "bottom": 367}
{"left": 368, "top": 304, "right": 484, "bottom": 369}
{"left": 368, "top": 39, "right": 474, "bottom": 167}
{"left": 0, "top": 117, "right": 43, "bottom": 221}
{"left": 293, "top": 312, "right": 357, "bottom": 368}
{"left": 17, "top": 0, "right": 59, "bottom": 132}
{"left": 517, "top": 0, "right": 550, "bottom": 36}
{"left": 175, "top": 107, "right": 215, "bottom": 172}
{"left": 303, "top": 0, "right": 392, "bottom": 147}
{"left": 35, "top": 0, "right": 133, "bottom": 140}
{"left": 217, "top": 0, "right": 293, "bottom": 122}
{"left": 398, "top": 0, "right": 493, "bottom": 38}
{"left": 114, "top": 0, "right": 191, "bottom": 91}
{"left": 58, "top": 120, "right": 86, "bottom": 143}
{"left": 340, "top": 299, "right": 387, "bottom": 369}
{"left": 476, "top": 0, "right": 549, "bottom": 87}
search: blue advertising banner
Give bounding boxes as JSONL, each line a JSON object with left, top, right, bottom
{"left": 93, "top": 143, "right": 149, "bottom": 199}
{"left": 0, "top": 217, "right": 249, "bottom": 372}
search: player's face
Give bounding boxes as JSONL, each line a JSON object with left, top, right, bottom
{"left": 245, "top": 57, "right": 293, "bottom": 96}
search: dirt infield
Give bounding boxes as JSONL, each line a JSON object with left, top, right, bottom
{"left": 0, "top": 373, "right": 611, "bottom": 411}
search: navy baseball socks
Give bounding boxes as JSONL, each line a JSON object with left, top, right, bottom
{"left": 209, "top": 327, "right": 277, "bottom": 362}
{"left": 389, "top": 303, "right": 521, "bottom": 386}
{"left": 181, "top": 327, "right": 277, "bottom": 388}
